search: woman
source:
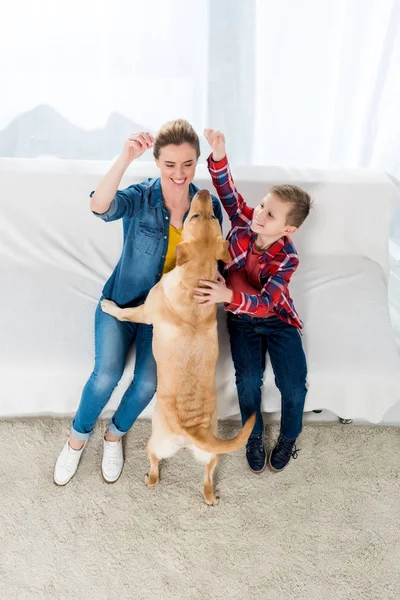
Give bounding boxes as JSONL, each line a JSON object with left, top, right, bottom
{"left": 54, "top": 119, "right": 223, "bottom": 485}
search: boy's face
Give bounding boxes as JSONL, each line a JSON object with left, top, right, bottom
{"left": 250, "top": 193, "right": 297, "bottom": 238}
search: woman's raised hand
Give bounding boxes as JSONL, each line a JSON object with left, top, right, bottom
{"left": 121, "top": 132, "right": 155, "bottom": 164}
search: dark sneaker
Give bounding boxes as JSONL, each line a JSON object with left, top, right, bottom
{"left": 246, "top": 435, "right": 267, "bottom": 474}
{"left": 267, "top": 435, "right": 300, "bottom": 473}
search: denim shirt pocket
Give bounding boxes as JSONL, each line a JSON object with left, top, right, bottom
{"left": 132, "top": 221, "right": 163, "bottom": 256}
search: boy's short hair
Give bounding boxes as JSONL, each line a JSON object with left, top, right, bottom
{"left": 270, "top": 184, "right": 312, "bottom": 228}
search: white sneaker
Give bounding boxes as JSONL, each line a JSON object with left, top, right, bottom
{"left": 102, "top": 437, "right": 124, "bottom": 483}
{"left": 54, "top": 440, "right": 87, "bottom": 486}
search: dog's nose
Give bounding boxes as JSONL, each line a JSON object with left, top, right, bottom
{"left": 196, "top": 189, "right": 211, "bottom": 201}
{"left": 192, "top": 189, "right": 213, "bottom": 211}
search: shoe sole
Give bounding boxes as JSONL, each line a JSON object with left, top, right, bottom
{"left": 54, "top": 476, "right": 74, "bottom": 486}
{"left": 102, "top": 468, "right": 123, "bottom": 484}
{"left": 53, "top": 463, "right": 81, "bottom": 486}
{"left": 54, "top": 470, "right": 123, "bottom": 485}
{"left": 102, "top": 454, "right": 124, "bottom": 484}
{"left": 247, "top": 458, "right": 267, "bottom": 474}
{"left": 266, "top": 453, "right": 286, "bottom": 473}
{"left": 54, "top": 468, "right": 123, "bottom": 486}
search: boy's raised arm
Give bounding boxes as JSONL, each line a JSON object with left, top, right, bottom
{"left": 204, "top": 129, "right": 254, "bottom": 226}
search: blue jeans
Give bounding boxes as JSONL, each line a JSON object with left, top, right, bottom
{"left": 71, "top": 299, "right": 157, "bottom": 440}
{"left": 227, "top": 313, "right": 307, "bottom": 441}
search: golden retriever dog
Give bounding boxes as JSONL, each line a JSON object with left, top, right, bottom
{"left": 100, "top": 190, "right": 255, "bottom": 505}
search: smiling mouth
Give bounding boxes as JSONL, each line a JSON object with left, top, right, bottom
{"left": 254, "top": 216, "right": 264, "bottom": 227}
{"left": 171, "top": 178, "right": 186, "bottom": 185}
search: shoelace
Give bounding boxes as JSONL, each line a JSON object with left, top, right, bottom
{"left": 275, "top": 436, "right": 300, "bottom": 460}
{"left": 247, "top": 436, "right": 264, "bottom": 452}
{"left": 105, "top": 441, "right": 122, "bottom": 465}
{"left": 64, "top": 446, "right": 81, "bottom": 472}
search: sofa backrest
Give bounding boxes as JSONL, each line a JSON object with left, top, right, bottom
{"left": 1, "top": 159, "right": 398, "bottom": 280}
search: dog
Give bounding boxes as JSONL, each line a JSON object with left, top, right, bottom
{"left": 101, "top": 189, "right": 255, "bottom": 505}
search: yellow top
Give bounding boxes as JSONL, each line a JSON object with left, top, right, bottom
{"left": 162, "top": 224, "right": 183, "bottom": 274}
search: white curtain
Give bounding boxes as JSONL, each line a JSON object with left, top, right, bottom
{"left": 0, "top": 0, "right": 210, "bottom": 160}
{"left": 253, "top": 0, "right": 400, "bottom": 180}
{"left": 1, "top": 0, "right": 400, "bottom": 178}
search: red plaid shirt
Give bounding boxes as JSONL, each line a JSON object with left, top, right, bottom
{"left": 207, "top": 154, "right": 303, "bottom": 329}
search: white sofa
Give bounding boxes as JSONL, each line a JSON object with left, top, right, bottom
{"left": 1, "top": 158, "right": 400, "bottom": 424}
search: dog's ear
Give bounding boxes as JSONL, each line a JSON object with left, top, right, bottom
{"left": 175, "top": 241, "right": 194, "bottom": 266}
{"left": 216, "top": 237, "right": 231, "bottom": 263}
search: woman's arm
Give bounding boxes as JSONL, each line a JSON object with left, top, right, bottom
{"left": 90, "top": 132, "right": 154, "bottom": 214}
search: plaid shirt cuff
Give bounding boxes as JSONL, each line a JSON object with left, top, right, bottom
{"left": 207, "top": 153, "right": 229, "bottom": 171}
{"left": 224, "top": 290, "right": 244, "bottom": 313}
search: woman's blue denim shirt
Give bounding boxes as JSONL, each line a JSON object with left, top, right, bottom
{"left": 92, "top": 177, "right": 223, "bottom": 307}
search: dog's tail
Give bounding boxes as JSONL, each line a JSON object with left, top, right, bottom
{"left": 185, "top": 414, "right": 256, "bottom": 454}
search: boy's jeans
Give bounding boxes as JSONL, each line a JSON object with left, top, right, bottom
{"left": 71, "top": 299, "right": 157, "bottom": 441}
{"left": 227, "top": 313, "right": 307, "bottom": 441}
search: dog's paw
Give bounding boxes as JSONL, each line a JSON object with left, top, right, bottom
{"left": 100, "top": 299, "right": 119, "bottom": 317}
{"left": 145, "top": 473, "right": 159, "bottom": 487}
{"left": 205, "top": 491, "right": 220, "bottom": 506}
{"left": 206, "top": 497, "right": 220, "bottom": 507}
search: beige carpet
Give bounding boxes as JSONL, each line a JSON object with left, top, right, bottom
{"left": 1, "top": 419, "right": 399, "bottom": 600}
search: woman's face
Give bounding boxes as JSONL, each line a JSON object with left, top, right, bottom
{"left": 155, "top": 143, "right": 198, "bottom": 194}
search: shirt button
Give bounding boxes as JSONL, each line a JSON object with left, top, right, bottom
{"left": 165, "top": 216, "right": 169, "bottom": 220}
{"left": 164, "top": 236, "right": 167, "bottom": 239}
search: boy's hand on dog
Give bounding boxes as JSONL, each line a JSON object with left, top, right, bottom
{"left": 194, "top": 273, "right": 233, "bottom": 305}
{"left": 121, "top": 132, "right": 155, "bottom": 165}
{"left": 204, "top": 129, "right": 226, "bottom": 162}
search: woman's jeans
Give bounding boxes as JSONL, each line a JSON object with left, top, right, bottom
{"left": 71, "top": 299, "right": 157, "bottom": 440}
{"left": 227, "top": 313, "right": 307, "bottom": 442}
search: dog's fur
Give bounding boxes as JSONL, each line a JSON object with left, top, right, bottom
{"left": 101, "top": 190, "right": 255, "bottom": 504}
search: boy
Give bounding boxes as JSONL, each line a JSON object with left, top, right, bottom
{"left": 194, "top": 129, "right": 311, "bottom": 474}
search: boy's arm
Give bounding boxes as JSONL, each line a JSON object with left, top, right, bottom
{"left": 225, "top": 254, "right": 299, "bottom": 317}
{"left": 207, "top": 154, "right": 254, "bottom": 226}
{"left": 204, "top": 128, "right": 253, "bottom": 226}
